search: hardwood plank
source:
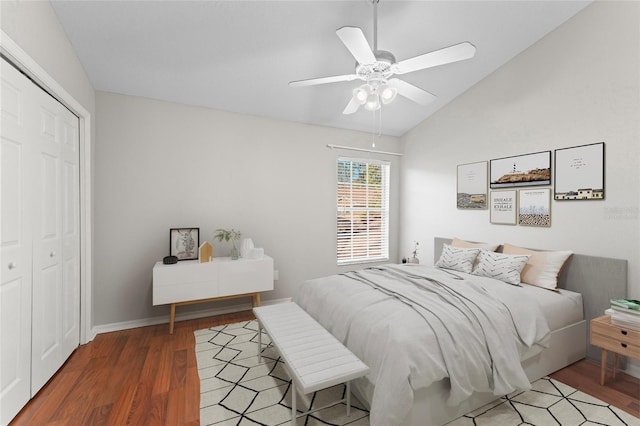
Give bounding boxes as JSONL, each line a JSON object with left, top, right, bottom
{"left": 84, "top": 403, "right": 111, "bottom": 426}
{"left": 550, "top": 358, "right": 640, "bottom": 418}
{"left": 9, "top": 309, "right": 638, "bottom": 425}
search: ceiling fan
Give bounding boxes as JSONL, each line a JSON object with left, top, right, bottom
{"left": 289, "top": 0, "right": 476, "bottom": 114}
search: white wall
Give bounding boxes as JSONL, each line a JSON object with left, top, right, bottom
{"left": 1, "top": 1, "right": 95, "bottom": 113}
{"left": 95, "top": 92, "right": 401, "bottom": 325}
{"left": 400, "top": 2, "right": 639, "bottom": 371}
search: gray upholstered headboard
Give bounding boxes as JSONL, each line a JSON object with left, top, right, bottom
{"left": 434, "top": 237, "right": 628, "bottom": 361}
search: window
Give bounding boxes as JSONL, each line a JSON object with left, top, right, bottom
{"left": 337, "top": 158, "right": 390, "bottom": 264}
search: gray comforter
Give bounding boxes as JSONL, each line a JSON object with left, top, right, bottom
{"left": 294, "top": 265, "right": 550, "bottom": 425}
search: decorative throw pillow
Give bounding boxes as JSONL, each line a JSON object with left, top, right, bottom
{"left": 502, "top": 243, "right": 573, "bottom": 290}
{"left": 472, "top": 250, "right": 531, "bottom": 286}
{"left": 451, "top": 238, "right": 500, "bottom": 268}
{"left": 435, "top": 244, "right": 480, "bottom": 274}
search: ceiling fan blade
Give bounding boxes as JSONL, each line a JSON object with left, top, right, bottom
{"left": 388, "top": 79, "right": 436, "bottom": 105}
{"left": 395, "top": 42, "right": 476, "bottom": 75}
{"left": 342, "top": 97, "right": 360, "bottom": 115}
{"left": 289, "top": 74, "right": 357, "bottom": 87}
{"left": 336, "top": 26, "right": 376, "bottom": 65}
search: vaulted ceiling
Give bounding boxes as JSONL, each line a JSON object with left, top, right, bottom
{"left": 51, "top": 1, "right": 591, "bottom": 136}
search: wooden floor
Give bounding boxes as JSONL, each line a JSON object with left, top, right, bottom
{"left": 10, "top": 310, "right": 640, "bottom": 425}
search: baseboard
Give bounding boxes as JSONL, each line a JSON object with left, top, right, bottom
{"left": 88, "top": 297, "right": 292, "bottom": 341}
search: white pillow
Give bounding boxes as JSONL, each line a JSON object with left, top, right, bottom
{"left": 472, "top": 250, "right": 531, "bottom": 286}
{"left": 502, "top": 243, "right": 573, "bottom": 290}
{"left": 435, "top": 244, "right": 480, "bottom": 274}
{"left": 451, "top": 237, "right": 500, "bottom": 268}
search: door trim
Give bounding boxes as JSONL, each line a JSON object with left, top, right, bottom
{"left": 1, "top": 30, "right": 94, "bottom": 344}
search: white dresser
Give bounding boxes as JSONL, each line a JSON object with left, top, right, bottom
{"left": 153, "top": 256, "right": 274, "bottom": 333}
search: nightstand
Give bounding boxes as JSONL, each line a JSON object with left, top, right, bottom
{"left": 590, "top": 315, "right": 640, "bottom": 385}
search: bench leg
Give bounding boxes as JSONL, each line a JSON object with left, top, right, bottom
{"left": 291, "top": 383, "right": 296, "bottom": 426}
{"left": 257, "top": 320, "right": 262, "bottom": 363}
{"left": 346, "top": 381, "right": 351, "bottom": 417}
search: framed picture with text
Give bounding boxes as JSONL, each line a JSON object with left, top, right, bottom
{"left": 554, "top": 142, "right": 605, "bottom": 200}
{"left": 170, "top": 228, "right": 200, "bottom": 260}
{"left": 518, "top": 188, "right": 551, "bottom": 227}
{"left": 457, "top": 161, "right": 488, "bottom": 209}
{"left": 490, "top": 190, "right": 517, "bottom": 225}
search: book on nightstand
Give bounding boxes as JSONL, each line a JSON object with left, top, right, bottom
{"left": 610, "top": 298, "right": 640, "bottom": 311}
{"left": 606, "top": 308, "right": 640, "bottom": 331}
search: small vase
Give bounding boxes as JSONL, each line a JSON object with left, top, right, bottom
{"left": 230, "top": 242, "right": 239, "bottom": 260}
{"left": 240, "top": 238, "right": 254, "bottom": 258}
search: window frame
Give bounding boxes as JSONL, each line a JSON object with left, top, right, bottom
{"left": 336, "top": 157, "right": 390, "bottom": 265}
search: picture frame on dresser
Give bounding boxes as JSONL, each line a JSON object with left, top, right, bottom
{"left": 170, "top": 227, "right": 199, "bottom": 260}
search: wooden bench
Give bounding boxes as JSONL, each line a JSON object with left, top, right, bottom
{"left": 253, "top": 302, "right": 369, "bottom": 425}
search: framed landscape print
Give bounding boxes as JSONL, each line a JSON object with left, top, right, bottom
{"left": 518, "top": 188, "right": 551, "bottom": 227}
{"left": 554, "top": 142, "right": 605, "bottom": 200}
{"left": 170, "top": 227, "right": 199, "bottom": 260}
{"left": 457, "top": 161, "right": 488, "bottom": 209}
{"left": 490, "top": 151, "right": 551, "bottom": 189}
{"left": 490, "top": 190, "right": 517, "bottom": 225}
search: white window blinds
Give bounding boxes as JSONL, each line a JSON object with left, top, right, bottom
{"left": 337, "top": 158, "right": 390, "bottom": 265}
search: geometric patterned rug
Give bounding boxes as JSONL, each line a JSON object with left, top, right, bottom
{"left": 195, "top": 320, "right": 639, "bottom": 426}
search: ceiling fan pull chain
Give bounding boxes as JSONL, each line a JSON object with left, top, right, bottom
{"left": 371, "top": 109, "right": 376, "bottom": 147}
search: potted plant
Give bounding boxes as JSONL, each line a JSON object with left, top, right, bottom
{"left": 214, "top": 228, "right": 242, "bottom": 259}
{"left": 408, "top": 241, "right": 420, "bottom": 264}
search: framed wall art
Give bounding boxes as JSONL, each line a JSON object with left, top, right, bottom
{"left": 554, "top": 142, "right": 604, "bottom": 200}
{"left": 490, "top": 151, "right": 551, "bottom": 189}
{"left": 518, "top": 188, "right": 551, "bottom": 227}
{"left": 490, "top": 190, "right": 517, "bottom": 225}
{"left": 457, "top": 161, "right": 488, "bottom": 209}
{"left": 170, "top": 227, "right": 200, "bottom": 260}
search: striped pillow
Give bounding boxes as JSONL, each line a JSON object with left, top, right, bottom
{"left": 435, "top": 244, "right": 480, "bottom": 274}
{"left": 472, "top": 250, "right": 531, "bottom": 286}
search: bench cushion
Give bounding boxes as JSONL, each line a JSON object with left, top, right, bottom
{"left": 253, "top": 302, "right": 369, "bottom": 394}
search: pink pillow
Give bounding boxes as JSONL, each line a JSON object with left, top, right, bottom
{"left": 502, "top": 243, "right": 573, "bottom": 290}
{"left": 451, "top": 237, "right": 499, "bottom": 252}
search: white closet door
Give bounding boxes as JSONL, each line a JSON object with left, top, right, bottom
{"left": 60, "top": 97, "right": 80, "bottom": 360}
{"left": 30, "top": 84, "right": 80, "bottom": 394}
{"left": 0, "top": 58, "right": 34, "bottom": 425}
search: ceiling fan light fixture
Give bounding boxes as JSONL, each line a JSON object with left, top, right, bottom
{"left": 352, "top": 85, "right": 370, "bottom": 104}
{"left": 364, "top": 93, "right": 381, "bottom": 111}
{"left": 379, "top": 84, "right": 397, "bottom": 104}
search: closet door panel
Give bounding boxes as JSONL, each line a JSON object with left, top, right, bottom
{"left": 61, "top": 113, "right": 80, "bottom": 358}
{"left": 0, "top": 58, "right": 33, "bottom": 425}
{"left": 31, "top": 93, "right": 64, "bottom": 395}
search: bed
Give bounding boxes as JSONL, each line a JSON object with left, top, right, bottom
{"left": 293, "top": 237, "right": 627, "bottom": 426}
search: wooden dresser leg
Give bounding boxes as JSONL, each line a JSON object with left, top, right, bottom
{"left": 612, "top": 352, "right": 618, "bottom": 380}
{"left": 169, "top": 303, "right": 176, "bottom": 334}
{"left": 600, "top": 348, "right": 607, "bottom": 385}
{"left": 254, "top": 292, "right": 261, "bottom": 307}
